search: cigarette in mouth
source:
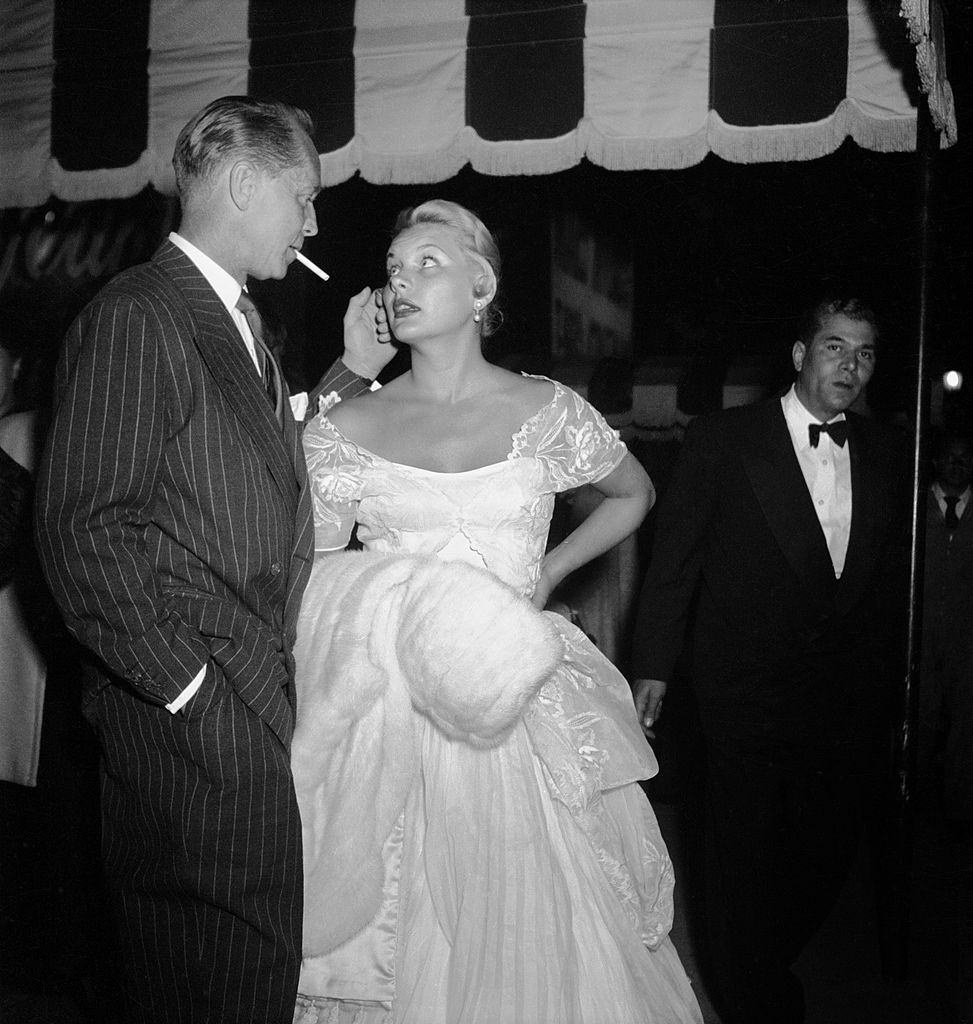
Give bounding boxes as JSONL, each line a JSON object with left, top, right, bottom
{"left": 293, "top": 250, "right": 330, "bottom": 282}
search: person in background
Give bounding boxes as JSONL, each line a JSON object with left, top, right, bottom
{"left": 920, "top": 430, "right": 973, "bottom": 803}
{"left": 33, "top": 96, "right": 394, "bottom": 1024}
{"left": 0, "top": 325, "right": 45, "bottom": 788}
{"left": 920, "top": 430, "right": 973, "bottom": 1023}
{"left": 1, "top": 306, "right": 121, "bottom": 1016}
{"left": 631, "top": 294, "right": 909, "bottom": 1024}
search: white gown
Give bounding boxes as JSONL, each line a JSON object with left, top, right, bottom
{"left": 294, "top": 378, "right": 703, "bottom": 1024}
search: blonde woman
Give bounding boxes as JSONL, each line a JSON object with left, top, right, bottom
{"left": 292, "top": 201, "right": 702, "bottom": 1024}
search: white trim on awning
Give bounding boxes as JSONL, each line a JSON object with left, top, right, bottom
{"left": 0, "top": 0, "right": 954, "bottom": 209}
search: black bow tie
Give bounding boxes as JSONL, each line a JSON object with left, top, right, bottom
{"left": 808, "top": 420, "right": 848, "bottom": 448}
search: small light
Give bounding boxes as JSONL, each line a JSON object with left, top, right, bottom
{"left": 44, "top": 209, "right": 56, "bottom": 225}
{"left": 943, "top": 370, "right": 963, "bottom": 392}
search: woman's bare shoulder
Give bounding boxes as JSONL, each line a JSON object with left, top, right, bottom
{"left": 324, "top": 373, "right": 410, "bottom": 446}
{"left": 488, "top": 369, "right": 555, "bottom": 419}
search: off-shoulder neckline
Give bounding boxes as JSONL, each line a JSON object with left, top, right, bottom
{"left": 318, "top": 375, "right": 563, "bottom": 476}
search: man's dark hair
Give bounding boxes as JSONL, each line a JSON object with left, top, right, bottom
{"left": 931, "top": 428, "right": 973, "bottom": 464}
{"left": 795, "top": 294, "right": 881, "bottom": 348}
{"left": 172, "top": 96, "right": 315, "bottom": 194}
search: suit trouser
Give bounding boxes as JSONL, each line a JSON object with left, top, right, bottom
{"left": 701, "top": 731, "right": 875, "bottom": 1024}
{"left": 95, "top": 671, "right": 302, "bottom": 1024}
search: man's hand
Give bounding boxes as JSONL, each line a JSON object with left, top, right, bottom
{"left": 632, "top": 678, "right": 667, "bottom": 740}
{"left": 342, "top": 287, "right": 395, "bottom": 380}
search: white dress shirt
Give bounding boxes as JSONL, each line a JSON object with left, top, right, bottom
{"left": 169, "top": 232, "right": 261, "bottom": 371}
{"left": 781, "top": 385, "right": 852, "bottom": 578}
{"left": 932, "top": 482, "right": 970, "bottom": 522}
{"left": 167, "top": 233, "right": 311, "bottom": 419}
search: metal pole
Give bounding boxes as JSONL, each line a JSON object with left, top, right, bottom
{"left": 884, "top": 91, "right": 937, "bottom": 981}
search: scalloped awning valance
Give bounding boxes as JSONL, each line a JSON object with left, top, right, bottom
{"left": 0, "top": 0, "right": 956, "bottom": 208}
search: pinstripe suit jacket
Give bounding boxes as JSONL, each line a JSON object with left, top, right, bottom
{"left": 35, "top": 241, "right": 370, "bottom": 748}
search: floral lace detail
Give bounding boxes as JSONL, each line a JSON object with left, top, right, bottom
{"left": 311, "top": 431, "right": 368, "bottom": 506}
{"left": 512, "top": 376, "right": 625, "bottom": 490}
{"left": 302, "top": 377, "right": 625, "bottom": 597}
{"left": 304, "top": 413, "right": 374, "bottom": 546}
{"left": 294, "top": 996, "right": 392, "bottom": 1024}
{"left": 577, "top": 795, "right": 675, "bottom": 951}
{"left": 522, "top": 618, "right": 674, "bottom": 950}
{"left": 317, "top": 390, "right": 342, "bottom": 416}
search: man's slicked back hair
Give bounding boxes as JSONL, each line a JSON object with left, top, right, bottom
{"left": 173, "top": 95, "right": 315, "bottom": 194}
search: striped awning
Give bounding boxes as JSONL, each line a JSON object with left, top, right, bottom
{"left": 0, "top": 0, "right": 956, "bottom": 209}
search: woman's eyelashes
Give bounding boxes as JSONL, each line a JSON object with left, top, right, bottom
{"left": 386, "top": 254, "right": 440, "bottom": 279}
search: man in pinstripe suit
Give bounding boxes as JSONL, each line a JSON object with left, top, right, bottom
{"left": 34, "top": 97, "right": 394, "bottom": 1023}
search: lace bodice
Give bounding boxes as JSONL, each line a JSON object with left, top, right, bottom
{"left": 303, "top": 377, "right": 626, "bottom": 599}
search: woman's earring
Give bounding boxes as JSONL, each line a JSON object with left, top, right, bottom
{"left": 473, "top": 300, "right": 482, "bottom": 323}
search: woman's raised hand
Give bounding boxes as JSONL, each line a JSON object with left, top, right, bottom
{"left": 342, "top": 286, "right": 395, "bottom": 381}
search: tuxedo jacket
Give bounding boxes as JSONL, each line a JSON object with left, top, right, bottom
{"left": 923, "top": 488, "right": 973, "bottom": 665}
{"left": 632, "top": 398, "right": 909, "bottom": 748}
{"left": 35, "top": 241, "right": 370, "bottom": 749}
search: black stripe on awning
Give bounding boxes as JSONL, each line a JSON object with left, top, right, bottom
{"left": 51, "top": 0, "right": 151, "bottom": 171}
{"left": 466, "top": 0, "right": 586, "bottom": 142}
{"left": 248, "top": 0, "right": 356, "bottom": 154}
{"left": 711, "top": 0, "right": 847, "bottom": 127}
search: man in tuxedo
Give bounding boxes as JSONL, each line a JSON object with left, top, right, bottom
{"left": 34, "top": 97, "right": 394, "bottom": 1023}
{"left": 921, "top": 431, "right": 973, "bottom": 809}
{"left": 631, "top": 295, "right": 908, "bottom": 1024}
{"left": 920, "top": 431, "right": 973, "bottom": 1020}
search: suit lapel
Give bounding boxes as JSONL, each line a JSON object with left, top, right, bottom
{"left": 741, "top": 402, "right": 837, "bottom": 604}
{"left": 835, "top": 415, "right": 879, "bottom": 613}
{"left": 154, "top": 242, "right": 299, "bottom": 506}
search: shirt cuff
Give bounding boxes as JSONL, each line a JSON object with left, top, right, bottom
{"left": 165, "top": 664, "right": 206, "bottom": 714}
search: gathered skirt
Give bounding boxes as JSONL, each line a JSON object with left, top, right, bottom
{"left": 295, "top": 620, "right": 703, "bottom": 1024}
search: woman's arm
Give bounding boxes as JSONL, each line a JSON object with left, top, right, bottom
{"left": 533, "top": 451, "right": 654, "bottom": 610}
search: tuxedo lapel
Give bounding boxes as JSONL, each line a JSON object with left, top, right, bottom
{"left": 835, "top": 416, "right": 879, "bottom": 614}
{"left": 740, "top": 402, "right": 837, "bottom": 605}
{"left": 153, "top": 243, "right": 299, "bottom": 507}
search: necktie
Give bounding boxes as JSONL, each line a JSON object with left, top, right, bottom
{"left": 808, "top": 420, "right": 848, "bottom": 448}
{"left": 944, "top": 494, "right": 961, "bottom": 530}
{"left": 235, "top": 292, "right": 284, "bottom": 425}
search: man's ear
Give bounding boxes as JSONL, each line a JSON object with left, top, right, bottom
{"left": 228, "top": 160, "right": 259, "bottom": 211}
{"left": 792, "top": 341, "right": 806, "bottom": 373}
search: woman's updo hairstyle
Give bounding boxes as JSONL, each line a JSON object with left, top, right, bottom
{"left": 393, "top": 200, "right": 503, "bottom": 337}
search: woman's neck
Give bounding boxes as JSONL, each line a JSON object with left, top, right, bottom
{"left": 407, "top": 343, "right": 494, "bottom": 404}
